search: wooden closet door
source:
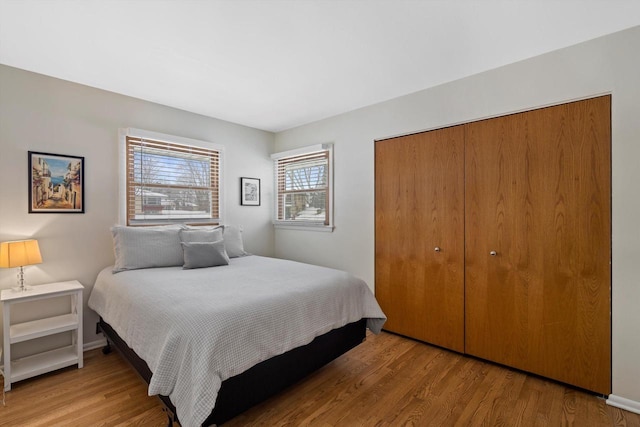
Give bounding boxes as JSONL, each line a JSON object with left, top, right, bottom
{"left": 465, "top": 96, "right": 611, "bottom": 394}
{"left": 375, "top": 126, "right": 465, "bottom": 352}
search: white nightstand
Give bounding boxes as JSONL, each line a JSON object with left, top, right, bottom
{"left": 1, "top": 280, "right": 84, "bottom": 391}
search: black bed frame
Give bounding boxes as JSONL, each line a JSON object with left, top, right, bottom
{"left": 98, "top": 318, "right": 366, "bottom": 426}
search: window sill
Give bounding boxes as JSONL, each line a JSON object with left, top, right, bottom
{"left": 273, "top": 222, "right": 334, "bottom": 232}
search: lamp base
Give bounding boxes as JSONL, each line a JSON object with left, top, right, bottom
{"left": 13, "top": 266, "right": 32, "bottom": 291}
{"left": 11, "top": 285, "right": 32, "bottom": 292}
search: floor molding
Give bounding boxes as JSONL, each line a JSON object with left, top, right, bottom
{"left": 84, "top": 337, "right": 107, "bottom": 352}
{"left": 607, "top": 394, "right": 640, "bottom": 415}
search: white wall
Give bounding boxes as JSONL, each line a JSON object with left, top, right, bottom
{"left": 275, "top": 27, "right": 640, "bottom": 404}
{"left": 0, "top": 65, "right": 275, "bottom": 355}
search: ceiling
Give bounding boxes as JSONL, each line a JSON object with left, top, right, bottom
{"left": 1, "top": 1, "right": 639, "bottom": 132}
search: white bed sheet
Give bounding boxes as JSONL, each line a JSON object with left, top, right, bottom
{"left": 88, "top": 255, "right": 386, "bottom": 427}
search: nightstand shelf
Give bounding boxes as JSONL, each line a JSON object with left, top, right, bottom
{"left": 10, "top": 314, "right": 79, "bottom": 343}
{"left": 10, "top": 345, "right": 79, "bottom": 383}
{"left": 2, "top": 280, "right": 83, "bottom": 391}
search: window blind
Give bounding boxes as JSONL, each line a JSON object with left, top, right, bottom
{"left": 275, "top": 150, "right": 329, "bottom": 225}
{"left": 126, "top": 136, "right": 220, "bottom": 226}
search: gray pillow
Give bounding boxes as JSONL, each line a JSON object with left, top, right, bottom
{"left": 181, "top": 240, "right": 230, "bottom": 269}
{"left": 111, "top": 225, "right": 184, "bottom": 273}
{"left": 222, "top": 225, "right": 248, "bottom": 258}
{"left": 179, "top": 227, "right": 223, "bottom": 243}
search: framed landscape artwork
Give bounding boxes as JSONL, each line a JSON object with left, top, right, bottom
{"left": 240, "top": 177, "right": 260, "bottom": 206}
{"left": 28, "top": 151, "right": 84, "bottom": 213}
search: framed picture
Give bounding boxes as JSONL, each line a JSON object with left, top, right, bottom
{"left": 240, "top": 177, "right": 260, "bottom": 206}
{"left": 28, "top": 151, "right": 84, "bottom": 213}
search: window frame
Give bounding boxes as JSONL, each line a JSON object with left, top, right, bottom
{"left": 271, "top": 143, "right": 334, "bottom": 232}
{"left": 118, "top": 128, "right": 225, "bottom": 226}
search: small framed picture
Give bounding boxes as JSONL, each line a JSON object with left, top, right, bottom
{"left": 240, "top": 177, "right": 260, "bottom": 206}
{"left": 29, "top": 151, "right": 84, "bottom": 213}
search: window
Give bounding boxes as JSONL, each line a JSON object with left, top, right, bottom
{"left": 271, "top": 144, "right": 333, "bottom": 231}
{"left": 120, "top": 129, "right": 223, "bottom": 226}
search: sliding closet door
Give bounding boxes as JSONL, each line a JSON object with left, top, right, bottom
{"left": 376, "top": 127, "right": 465, "bottom": 352}
{"left": 465, "top": 96, "right": 611, "bottom": 394}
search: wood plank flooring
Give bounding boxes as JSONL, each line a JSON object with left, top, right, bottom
{"left": 1, "top": 331, "right": 638, "bottom": 426}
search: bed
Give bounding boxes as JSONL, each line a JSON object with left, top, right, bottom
{"left": 88, "top": 249, "right": 386, "bottom": 427}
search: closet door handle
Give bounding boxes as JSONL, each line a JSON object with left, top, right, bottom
{"left": 434, "top": 247, "right": 441, "bottom": 252}
{"left": 490, "top": 250, "right": 497, "bottom": 256}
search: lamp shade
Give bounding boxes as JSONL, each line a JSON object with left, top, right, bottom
{"left": 0, "top": 239, "right": 43, "bottom": 268}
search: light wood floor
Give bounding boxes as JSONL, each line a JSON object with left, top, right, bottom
{"left": 1, "top": 331, "right": 639, "bottom": 427}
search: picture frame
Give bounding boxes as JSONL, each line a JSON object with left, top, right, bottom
{"left": 240, "top": 177, "right": 260, "bottom": 206}
{"left": 28, "top": 151, "right": 85, "bottom": 213}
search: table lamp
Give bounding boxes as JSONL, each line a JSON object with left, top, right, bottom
{"left": 0, "top": 239, "right": 43, "bottom": 291}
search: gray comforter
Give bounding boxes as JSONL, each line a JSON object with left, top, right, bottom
{"left": 88, "top": 255, "right": 386, "bottom": 427}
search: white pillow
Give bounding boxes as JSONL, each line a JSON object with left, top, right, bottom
{"left": 222, "top": 225, "right": 248, "bottom": 258}
{"left": 111, "top": 225, "right": 184, "bottom": 273}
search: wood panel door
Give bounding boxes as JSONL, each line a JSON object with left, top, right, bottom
{"left": 375, "top": 126, "right": 465, "bottom": 352}
{"left": 465, "top": 96, "right": 611, "bottom": 394}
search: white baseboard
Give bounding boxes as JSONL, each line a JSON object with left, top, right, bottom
{"left": 607, "top": 394, "right": 640, "bottom": 415}
{"left": 84, "top": 338, "right": 107, "bottom": 352}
